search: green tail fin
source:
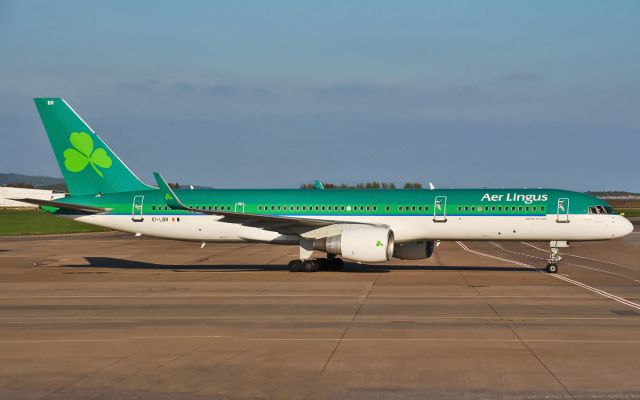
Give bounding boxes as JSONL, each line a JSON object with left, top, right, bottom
{"left": 34, "top": 98, "right": 152, "bottom": 196}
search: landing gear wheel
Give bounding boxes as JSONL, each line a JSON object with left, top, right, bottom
{"left": 288, "top": 260, "right": 302, "bottom": 272}
{"left": 302, "top": 260, "right": 319, "bottom": 272}
{"left": 317, "top": 258, "right": 329, "bottom": 270}
{"left": 545, "top": 263, "right": 558, "bottom": 274}
{"left": 328, "top": 258, "right": 344, "bottom": 271}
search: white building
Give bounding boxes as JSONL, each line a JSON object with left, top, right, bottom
{"left": 0, "top": 187, "right": 65, "bottom": 208}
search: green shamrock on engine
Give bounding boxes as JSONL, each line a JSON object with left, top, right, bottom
{"left": 63, "top": 132, "right": 113, "bottom": 178}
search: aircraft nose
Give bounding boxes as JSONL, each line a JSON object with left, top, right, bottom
{"left": 614, "top": 216, "right": 634, "bottom": 238}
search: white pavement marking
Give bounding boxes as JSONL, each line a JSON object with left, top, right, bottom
{"left": 456, "top": 241, "right": 640, "bottom": 312}
{"left": 500, "top": 242, "right": 640, "bottom": 283}
{"left": 248, "top": 338, "right": 640, "bottom": 343}
{"left": 0, "top": 294, "right": 607, "bottom": 299}
{"left": 0, "top": 315, "right": 631, "bottom": 321}
{"left": 2, "top": 337, "right": 640, "bottom": 344}
{"left": 0, "top": 335, "right": 224, "bottom": 344}
{"left": 521, "top": 242, "right": 637, "bottom": 271}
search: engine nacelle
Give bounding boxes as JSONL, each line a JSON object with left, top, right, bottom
{"left": 393, "top": 240, "right": 436, "bottom": 260}
{"left": 314, "top": 227, "right": 394, "bottom": 263}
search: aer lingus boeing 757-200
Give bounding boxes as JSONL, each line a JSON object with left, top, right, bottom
{"left": 19, "top": 98, "right": 634, "bottom": 273}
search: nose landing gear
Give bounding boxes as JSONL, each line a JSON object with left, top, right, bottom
{"left": 545, "top": 241, "right": 568, "bottom": 274}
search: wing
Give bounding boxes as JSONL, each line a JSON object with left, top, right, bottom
{"left": 152, "top": 172, "right": 382, "bottom": 236}
{"left": 10, "top": 198, "right": 108, "bottom": 214}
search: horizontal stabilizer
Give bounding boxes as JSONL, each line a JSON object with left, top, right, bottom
{"left": 10, "top": 198, "right": 108, "bottom": 214}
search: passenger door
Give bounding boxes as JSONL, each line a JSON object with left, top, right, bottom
{"left": 132, "top": 195, "right": 144, "bottom": 222}
{"left": 433, "top": 195, "right": 447, "bottom": 222}
{"left": 556, "top": 198, "right": 570, "bottom": 223}
{"left": 234, "top": 202, "right": 245, "bottom": 213}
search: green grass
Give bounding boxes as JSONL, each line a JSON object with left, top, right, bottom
{"left": 0, "top": 209, "right": 110, "bottom": 236}
{"left": 616, "top": 208, "right": 640, "bottom": 218}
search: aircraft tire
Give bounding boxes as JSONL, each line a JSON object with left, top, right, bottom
{"left": 288, "top": 260, "right": 302, "bottom": 272}
{"left": 302, "top": 260, "right": 319, "bottom": 273}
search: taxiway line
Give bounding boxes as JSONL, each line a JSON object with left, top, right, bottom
{"left": 456, "top": 241, "right": 640, "bottom": 312}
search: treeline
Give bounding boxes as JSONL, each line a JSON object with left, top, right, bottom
{"left": 301, "top": 182, "right": 425, "bottom": 189}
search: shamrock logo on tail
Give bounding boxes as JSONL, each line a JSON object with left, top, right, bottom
{"left": 63, "top": 132, "right": 113, "bottom": 178}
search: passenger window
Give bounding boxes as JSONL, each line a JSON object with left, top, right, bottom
{"left": 471, "top": 206, "right": 476, "bottom": 211}
{"left": 541, "top": 206, "right": 545, "bottom": 211}
{"left": 418, "top": 206, "right": 422, "bottom": 211}
{"left": 277, "top": 206, "right": 281, "bottom": 211}
{"left": 518, "top": 206, "right": 522, "bottom": 211}
{"left": 478, "top": 206, "right": 483, "bottom": 212}
{"left": 152, "top": 205, "right": 156, "bottom": 210}
{"left": 302, "top": 206, "right": 306, "bottom": 211}
{"left": 321, "top": 206, "right": 326, "bottom": 211}
{"left": 373, "top": 206, "right": 377, "bottom": 211}
{"left": 498, "top": 206, "right": 502, "bottom": 211}
{"left": 399, "top": 206, "right": 403, "bottom": 211}
{"left": 464, "top": 206, "right": 469, "bottom": 211}
{"left": 385, "top": 206, "right": 390, "bottom": 211}
{"left": 532, "top": 206, "right": 536, "bottom": 211}
{"left": 341, "top": 206, "right": 345, "bottom": 211}
{"left": 491, "top": 206, "right": 496, "bottom": 211}
{"left": 411, "top": 206, "right": 416, "bottom": 211}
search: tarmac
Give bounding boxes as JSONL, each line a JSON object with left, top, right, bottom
{"left": 0, "top": 226, "right": 639, "bottom": 399}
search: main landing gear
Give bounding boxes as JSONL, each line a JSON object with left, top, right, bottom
{"left": 288, "top": 257, "right": 344, "bottom": 273}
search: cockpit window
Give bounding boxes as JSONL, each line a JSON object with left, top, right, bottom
{"left": 589, "top": 205, "right": 617, "bottom": 215}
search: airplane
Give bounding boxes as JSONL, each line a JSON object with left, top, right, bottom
{"left": 18, "top": 98, "right": 634, "bottom": 274}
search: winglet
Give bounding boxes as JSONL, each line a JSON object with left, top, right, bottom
{"left": 314, "top": 180, "right": 325, "bottom": 189}
{"left": 153, "top": 172, "right": 187, "bottom": 209}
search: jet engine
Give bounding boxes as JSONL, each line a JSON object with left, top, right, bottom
{"left": 313, "top": 227, "right": 394, "bottom": 263}
{"left": 393, "top": 240, "right": 436, "bottom": 260}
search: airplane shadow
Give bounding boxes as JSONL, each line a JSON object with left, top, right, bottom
{"left": 67, "top": 257, "right": 535, "bottom": 273}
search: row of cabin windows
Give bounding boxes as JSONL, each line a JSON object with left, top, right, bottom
{"left": 256, "top": 205, "right": 431, "bottom": 212}
{"left": 151, "top": 204, "right": 546, "bottom": 214}
{"left": 457, "top": 205, "right": 545, "bottom": 213}
{"left": 151, "top": 205, "right": 232, "bottom": 211}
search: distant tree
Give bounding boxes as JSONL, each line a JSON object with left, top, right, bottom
{"left": 301, "top": 181, "right": 397, "bottom": 189}
{"left": 8, "top": 183, "right": 35, "bottom": 189}
{"left": 403, "top": 182, "right": 423, "bottom": 189}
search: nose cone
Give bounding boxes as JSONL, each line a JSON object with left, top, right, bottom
{"left": 614, "top": 216, "right": 634, "bottom": 238}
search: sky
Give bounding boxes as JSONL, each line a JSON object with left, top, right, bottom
{"left": 0, "top": 0, "right": 638, "bottom": 191}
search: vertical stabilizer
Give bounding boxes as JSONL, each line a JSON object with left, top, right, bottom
{"left": 34, "top": 98, "right": 152, "bottom": 195}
